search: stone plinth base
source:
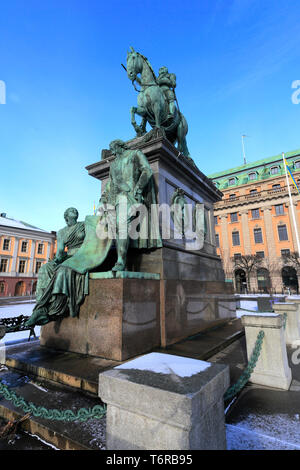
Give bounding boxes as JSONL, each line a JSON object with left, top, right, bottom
{"left": 273, "top": 302, "right": 300, "bottom": 345}
{"left": 40, "top": 276, "right": 235, "bottom": 361}
{"left": 98, "top": 352, "right": 229, "bottom": 450}
{"left": 161, "top": 279, "right": 235, "bottom": 346}
{"left": 40, "top": 278, "right": 161, "bottom": 361}
{"left": 241, "top": 313, "right": 292, "bottom": 390}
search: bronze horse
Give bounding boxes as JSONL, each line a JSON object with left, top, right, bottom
{"left": 126, "top": 48, "right": 190, "bottom": 158}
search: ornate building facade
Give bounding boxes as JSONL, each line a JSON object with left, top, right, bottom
{"left": 0, "top": 213, "right": 56, "bottom": 297}
{"left": 209, "top": 149, "right": 300, "bottom": 293}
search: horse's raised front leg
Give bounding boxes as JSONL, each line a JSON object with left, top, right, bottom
{"left": 130, "top": 106, "right": 147, "bottom": 137}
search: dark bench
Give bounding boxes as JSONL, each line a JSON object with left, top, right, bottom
{"left": 0, "top": 315, "right": 36, "bottom": 341}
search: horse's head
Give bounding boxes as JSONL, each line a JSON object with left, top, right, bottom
{"left": 126, "top": 47, "right": 143, "bottom": 82}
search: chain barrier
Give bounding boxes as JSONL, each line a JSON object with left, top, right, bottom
{"left": 0, "top": 311, "right": 288, "bottom": 422}
{"left": 0, "top": 379, "right": 106, "bottom": 422}
{"left": 224, "top": 330, "right": 265, "bottom": 402}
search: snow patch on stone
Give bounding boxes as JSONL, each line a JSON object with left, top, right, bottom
{"left": 116, "top": 352, "right": 211, "bottom": 377}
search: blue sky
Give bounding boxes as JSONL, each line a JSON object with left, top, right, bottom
{"left": 1, "top": 0, "right": 300, "bottom": 232}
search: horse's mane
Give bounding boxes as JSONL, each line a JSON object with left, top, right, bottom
{"left": 137, "top": 52, "right": 158, "bottom": 83}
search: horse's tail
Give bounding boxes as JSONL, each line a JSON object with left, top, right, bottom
{"left": 177, "top": 113, "right": 190, "bottom": 157}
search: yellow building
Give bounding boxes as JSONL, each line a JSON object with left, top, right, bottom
{"left": 209, "top": 149, "right": 300, "bottom": 294}
{"left": 0, "top": 213, "right": 56, "bottom": 297}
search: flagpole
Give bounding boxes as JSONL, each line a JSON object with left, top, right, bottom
{"left": 283, "top": 152, "right": 300, "bottom": 256}
{"left": 242, "top": 135, "right": 247, "bottom": 165}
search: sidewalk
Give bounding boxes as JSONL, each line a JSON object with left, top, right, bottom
{"left": 208, "top": 337, "right": 300, "bottom": 450}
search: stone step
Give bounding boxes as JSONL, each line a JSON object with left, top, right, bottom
{"left": 159, "top": 318, "right": 244, "bottom": 361}
{"left": 3, "top": 319, "right": 244, "bottom": 396}
{"left": 0, "top": 368, "right": 106, "bottom": 450}
{"left": 4, "top": 340, "right": 119, "bottom": 396}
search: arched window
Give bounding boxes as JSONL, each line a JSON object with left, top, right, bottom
{"left": 0, "top": 281, "right": 6, "bottom": 295}
{"left": 295, "top": 161, "right": 300, "bottom": 170}
{"left": 257, "top": 268, "right": 271, "bottom": 293}
{"left": 282, "top": 266, "right": 299, "bottom": 293}
{"left": 248, "top": 172, "right": 257, "bottom": 181}
{"left": 235, "top": 269, "right": 247, "bottom": 293}
{"left": 14, "top": 281, "right": 26, "bottom": 296}
{"left": 270, "top": 166, "right": 279, "bottom": 175}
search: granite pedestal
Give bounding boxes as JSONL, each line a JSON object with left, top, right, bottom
{"left": 41, "top": 136, "right": 235, "bottom": 360}
{"left": 40, "top": 277, "right": 160, "bottom": 361}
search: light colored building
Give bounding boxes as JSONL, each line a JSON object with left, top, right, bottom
{"left": 0, "top": 213, "right": 56, "bottom": 297}
{"left": 209, "top": 149, "right": 300, "bottom": 294}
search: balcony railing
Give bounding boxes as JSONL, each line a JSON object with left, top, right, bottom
{"left": 215, "top": 185, "right": 299, "bottom": 208}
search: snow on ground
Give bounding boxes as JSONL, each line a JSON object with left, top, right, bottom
{"left": 235, "top": 294, "right": 288, "bottom": 297}
{"left": 226, "top": 413, "right": 300, "bottom": 450}
{"left": 0, "top": 301, "right": 40, "bottom": 343}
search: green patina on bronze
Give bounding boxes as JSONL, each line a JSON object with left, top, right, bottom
{"left": 97, "top": 139, "right": 162, "bottom": 271}
{"left": 35, "top": 207, "right": 85, "bottom": 302}
{"left": 126, "top": 47, "right": 190, "bottom": 158}
{"left": 170, "top": 188, "right": 207, "bottom": 245}
{"left": 25, "top": 49, "right": 200, "bottom": 329}
{"left": 26, "top": 142, "right": 162, "bottom": 327}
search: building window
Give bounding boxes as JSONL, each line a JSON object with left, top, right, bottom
{"left": 215, "top": 234, "right": 219, "bottom": 248}
{"left": 230, "top": 212, "right": 238, "bottom": 223}
{"left": 2, "top": 239, "right": 10, "bottom": 250}
{"left": 275, "top": 204, "right": 284, "bottom": 215}
{"left": 232, "top": 231, "right": 240, "bottom": 246}
{"left": 270, "top": 166, "right": 279, "bottom": 175}
{"left": 18, "top": 260, "right": 26, "bottom": 274}
{"left": 295, "top": 161, "right": 300, "bottom": 169}
{"left": 251, "top": 208, "right": 260, "bottom": 219}
{"left": 278, "top": 224, "right": 288, "bottom": 241}
{"left": 0, "top": 259, "right": 8, "bottom": 273}
{"left": 272, "top": 184, "right": 281, "bottom": 191}
{"left": 228, "top": 177, "right": 236, "bottom": 186}
{"left": 234, "top": 253, "right": 242, "bottom": 261}
{"left": 35, "top": 261, "right": 42, "bottom": 274}
{"left": 249, "top": 172, "right": 257, "bottom": 180}
{"left": 281, "top": 249, "right": 290, "bottom": 257}
{"left": 37, "top": 243, "right": 44, "bottom": 255}
{"left": 254, "top": 228, "right": 263, "bottom": 244}
{"left": 0, "top": 281, "right": 5, "bottom": 294}
{"left": 21, "top": 241, "right": 28, "bottom": 253}
{"left": 257, "top": 268, "right": 271, "bottom": 292}
{"left": 214, "top": 216, "right": 218, "bottom": 225}
{"left": 256, "top": 251, "right": 265, "bottom": 258}
{"left": 249, "top": 189, "right": 257, "bottom": 196}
